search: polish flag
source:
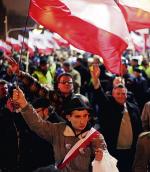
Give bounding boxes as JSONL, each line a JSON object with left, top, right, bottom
{"left": 18, "top": 34, "right": 29, "bottom": 49}
{"left": 130, "top": 32, "right": 145, "bottom": 53}
{"left": 53, "top": 33, "right": 70, "bottom": 48}
{"left": 144, "top": 34, "right": 150, "bottom": 49}
{"left": 6, "top": 37, "right": 22, "bottom": 52}
{"left": 0, "top": 40, "right": 12, "bottom": 55}
{"left": 18, "top": 34, "right": 35, "bottom": 56}
{"left": 118, "top": 0, "right": 150, "bottom": 31}
{"left": 29, "top": 0, "right": 130, "bottom": 74}
{"left": 29, "top": 30, "right": 53, "bottom": 55}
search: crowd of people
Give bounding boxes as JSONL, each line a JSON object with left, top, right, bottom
{"left": 0, "top": 46, "right": 150, "bottom": 172}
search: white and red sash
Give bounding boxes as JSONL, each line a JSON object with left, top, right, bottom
{"left": 57, "top": 127, "right": 99, "bottom": 169}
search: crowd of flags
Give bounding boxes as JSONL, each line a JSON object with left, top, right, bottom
{"left": 0, "top": 0, "right": 150, "bottom": 74}
{"left": 29, "top": 0, "right": 150, "bottom": 74}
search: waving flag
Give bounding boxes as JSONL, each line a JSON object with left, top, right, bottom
{"left": 0, "top": 40, "right": 12, "bottom": 55}
{"left": 118, "top": 0, "right": 150, "bottom": 31}
{"left": 29, "top": 0, "right": 130, "bottom": 74}
{"left": 130, "top": 32, "right": 145, "bottom": 53}
{"left": 6, "top": 37, "right": 21, "bottom": 52}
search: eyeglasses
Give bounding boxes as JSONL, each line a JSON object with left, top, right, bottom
{"left": 59, "top": 81, "right": 73, "bottom": 84}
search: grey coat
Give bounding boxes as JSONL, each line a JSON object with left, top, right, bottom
{"left": 21, "top": 104, "right": 106, "bottom": 172}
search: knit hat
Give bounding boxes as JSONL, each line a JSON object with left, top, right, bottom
{"left": 64, "top": 95, "right": 92, "bottom": 115}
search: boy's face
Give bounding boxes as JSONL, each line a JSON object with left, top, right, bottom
{"left": 66, "top": 109, "right": 90, "bottom": 134}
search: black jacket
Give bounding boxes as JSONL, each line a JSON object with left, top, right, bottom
{"left": 93, "top": 87, "right": 143, "bottom": 155}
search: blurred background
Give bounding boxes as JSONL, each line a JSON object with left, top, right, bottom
{"left": 0, "top": 0, "right": 35, "bottom": 39}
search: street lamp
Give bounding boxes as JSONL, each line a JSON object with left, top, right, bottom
{"left": 6, "top": 26, "right": 36, "bottom": 38}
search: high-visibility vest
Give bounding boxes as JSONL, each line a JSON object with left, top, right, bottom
{"left": 32, "top": 70, "right": 53, "bottom": 87}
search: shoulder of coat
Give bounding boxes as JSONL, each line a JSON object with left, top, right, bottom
{"left": 139, "top": 131, "right": 150, "bottom": 138}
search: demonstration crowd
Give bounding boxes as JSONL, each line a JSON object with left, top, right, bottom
{"left": 0, "top": 47, "right": 150, "bottom": 172}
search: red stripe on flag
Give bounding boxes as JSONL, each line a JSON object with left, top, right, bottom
{"left": 29, "top": 0, "right": 128, "bottom": 74}
{"left": 118, "top": 4, "right": 150, "bottom": 31}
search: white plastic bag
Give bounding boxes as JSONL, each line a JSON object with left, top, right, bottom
{"left": 92, "top": 151, "right": 119, "bottom": 172}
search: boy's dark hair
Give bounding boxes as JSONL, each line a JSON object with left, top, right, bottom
{"left": 0, "top": 79, "right": 8, "bottom": 85}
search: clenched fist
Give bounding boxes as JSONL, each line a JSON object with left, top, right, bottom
{"left": 13, "top": 87, "right": 28, "bottom": 109}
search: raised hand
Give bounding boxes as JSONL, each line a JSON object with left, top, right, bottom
{"left": 13, "top": 87, "right": 28, "bottom": 109}
{"left": 4, "top": 54, "right": 19, "bottom": 74}
{"left": 90, "top": 64, "right": 101, "bottom": 80}
{"left": 90, "top": 64, "right": 101, "bottom": 89}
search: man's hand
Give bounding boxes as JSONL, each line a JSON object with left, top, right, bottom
{"left": 13, "top": 87, "right": 28, "bottom": 109}
{"left": 95, "top": 148, "right": 103, "bottom": 161}
{"left": 90, "top": 64, "right": 101, "bottom": 80}
{"left": 90, "top": 64, "right": 101, "bottom": 89}
{"left": 4, "top": 54, "right": 19, "bottom": 74}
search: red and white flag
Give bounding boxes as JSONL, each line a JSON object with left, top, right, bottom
{"left": 144, "top": 34, "right": 150, "bottom": 49}
{"left": 130, "top": 32, "right": 145, "bottom": 53}
{"left": 6, "top": 37, "right": 21, "bottom": 52}
{"left": 118, "top": 0, "right": 150, "bottom": 31}
{"left": 0, "top": 40, "right": 12, "bottom": 55}
{"left": 29, "top": 0, "right": 130, "bottom": 74}
{"left": 53, "top": 33, "right": 70, "bottom": 48}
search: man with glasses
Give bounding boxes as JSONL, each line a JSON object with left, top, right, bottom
{"left": 9, "top": 59, "right": 88, "bottom": 120}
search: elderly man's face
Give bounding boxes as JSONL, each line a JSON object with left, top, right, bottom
{"left": 112, "top": 87, "right": 127, "bottom": 105}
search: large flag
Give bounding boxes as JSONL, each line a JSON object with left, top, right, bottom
{"left": 130, "top": 32, "right": 145, "bottom": 53}
{"left": 29, "top": 0, "right": 130, "bottom": 74}
{"left": 0, "top": 40, "right": 12, "bottom": 55}
{"left": 118, "top": 0, "right": 150, "bottom": 31}
{"left": 144, "top": 34, "right": 150, "bottom": 49}
{"left": 6, "top": 37, "right": 22, "bottom": 52}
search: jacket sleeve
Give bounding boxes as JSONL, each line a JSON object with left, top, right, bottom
{"left": 132, "top": 136, "right": 149, "bottom": 172}
{"left": 141, "top": 101, "right": 150, "bottom": 131}
{"left": 20, "top": 103, "right": 60, "bottom": 143}
{"left": 18, "top": 71, "right": 57, "bottom": 104}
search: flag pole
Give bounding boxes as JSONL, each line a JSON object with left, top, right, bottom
{"left": 19, "top": 0, "right": 31, "bottom": 65}
{"left": 16, "top": 0, "right": 31, "bottom": 86}
{"left": 25, "top": 51, "right": 29, "bottom": 73}
{"left": 4, "top": 15, "right": 8, "bottom": 40}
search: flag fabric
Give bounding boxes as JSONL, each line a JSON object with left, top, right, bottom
{"left": 118, "top": 0, "right": 150, "bottom": 31}
{"left": 29, "top": 0, "right": 130, "bottom": 74}
{"left": 52, "top": 33, "right": 70, "bottom": 48}
{"left": 130, "top": 32, "right": 145, "bottom": 53}
{"left": 6, "top": 37, "right": 21, "bottom": 52}
{"left": 144, "top": 34, "right": 150, "bottom": 49}
{"left": 0, "top": 40, "right": 12, "bottom": 55}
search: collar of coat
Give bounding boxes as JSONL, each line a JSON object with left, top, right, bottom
{"left": 63, "top": 125, "right": 88, "bottom": 139}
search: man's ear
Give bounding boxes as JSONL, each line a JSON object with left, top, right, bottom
{"left": 44, "top": 108, "right": 49, "bottom": 115}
